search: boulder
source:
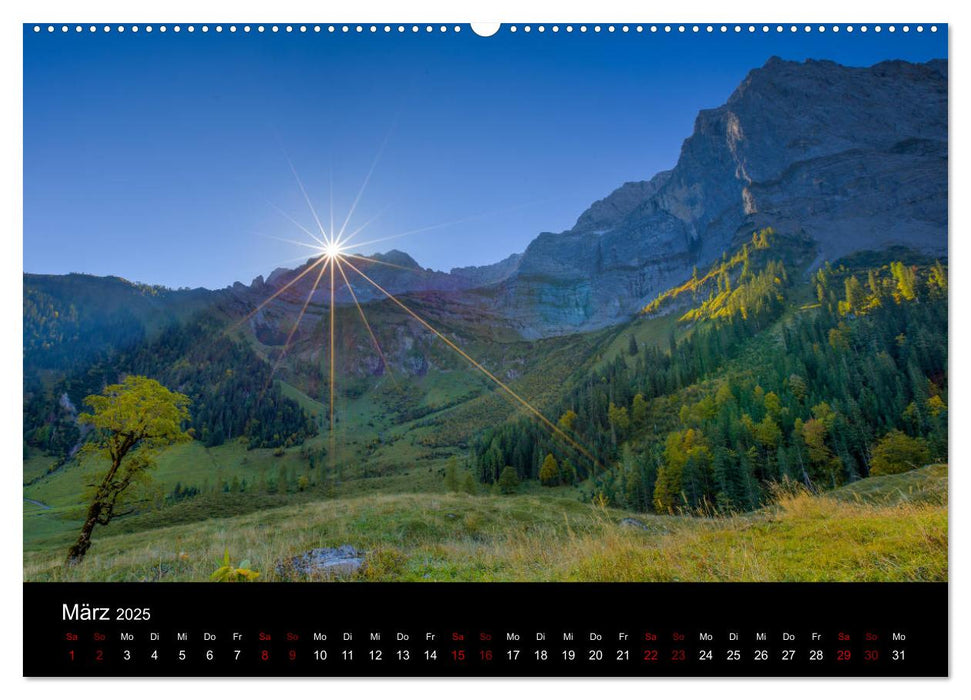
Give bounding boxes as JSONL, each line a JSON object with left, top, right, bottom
{"left": 276, "top": 545, "right": 365, "bottom": 579}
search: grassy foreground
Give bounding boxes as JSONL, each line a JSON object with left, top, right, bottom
{"left": 23, "top": 465, "right": 947, "bottom": 583}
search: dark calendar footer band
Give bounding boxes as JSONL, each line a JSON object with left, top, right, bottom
{"left": 24, "top": 582, "right": 947, "bottom": 677}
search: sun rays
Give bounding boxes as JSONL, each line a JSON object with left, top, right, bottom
{"left": 250, "top": 159, "right": 601, "bottom": 477}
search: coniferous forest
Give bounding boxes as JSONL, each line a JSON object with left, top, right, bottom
{"left": 24, "top": 312, "right": 317, "bottom": 462}
{"left": 473, "top": 230, "right": 947, "bottom": 514}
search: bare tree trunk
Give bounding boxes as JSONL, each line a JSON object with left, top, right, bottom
{"left": 67, "top": 501, "right": 102, "bottom": 565}
{"left": 67, "top": 453, "right": 122, "bottom": 565}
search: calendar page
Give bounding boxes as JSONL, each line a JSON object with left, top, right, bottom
{"left": 22, "top": 21, "right": 948, "bottom": 677}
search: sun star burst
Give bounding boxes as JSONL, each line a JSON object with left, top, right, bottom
{"left": 322, "top": 239, "right": 346, "bottom": 261}
{"left": 249, "top": 158, "right": 602, "bottom": 479}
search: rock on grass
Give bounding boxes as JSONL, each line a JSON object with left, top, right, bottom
{"left": 276, "top": 545, "right": 365, "bottom": 579}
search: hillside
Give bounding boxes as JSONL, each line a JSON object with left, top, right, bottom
{"left": 473, "top": 230, "right": 947, "bottom": 515}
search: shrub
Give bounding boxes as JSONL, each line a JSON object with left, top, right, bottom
{"left": 870, "top": 430, "right": 930, "bottom": 476}
{"left": 497, "top": 466, "right": 520, "bottom": 494}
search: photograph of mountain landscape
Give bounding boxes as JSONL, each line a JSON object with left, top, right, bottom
{"left": 23, "top": 25, "right": 947, "bottom": 583}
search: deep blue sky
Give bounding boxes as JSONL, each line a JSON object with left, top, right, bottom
{"left": 24, "top": 25, "right": 947, "bottom": 289}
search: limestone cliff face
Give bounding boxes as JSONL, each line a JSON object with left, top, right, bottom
{"left": 449, "top": 253, "right": 523, "bottom": 287}
{"left": 496, "top": 57, "right": 947, "bottom": 337}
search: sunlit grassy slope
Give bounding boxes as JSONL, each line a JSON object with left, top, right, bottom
{"left": 23, "top": 465, "right": 947, "bottom": 583}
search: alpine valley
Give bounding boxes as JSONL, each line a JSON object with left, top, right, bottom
{"left": 23, "top": 57, "right": 948, "bottom": 582}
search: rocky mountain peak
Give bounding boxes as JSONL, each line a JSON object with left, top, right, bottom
{"left": 495, "top": 57, "right": 947, "bottom": 337}
{"left": 368, "top": 249, "right": 422, "bottom": 270}
{"left": 239, "top": 57, "right": 946, "bottom": 340}
{"left": 571, "top": 173, "right": 671, "bottom": 235}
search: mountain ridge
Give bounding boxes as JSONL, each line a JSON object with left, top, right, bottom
{"left": 238, "top": 55, "right": 946, "bottom": 338}
{"left": 24, "top": 56, "right": 947, "bottom": 341}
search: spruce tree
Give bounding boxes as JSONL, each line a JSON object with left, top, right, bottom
{"left": 444, "top": 457, "right": 459, "bottom": 492}
{"left": 539, "top": 453, "right": 560, "bottom": 486}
